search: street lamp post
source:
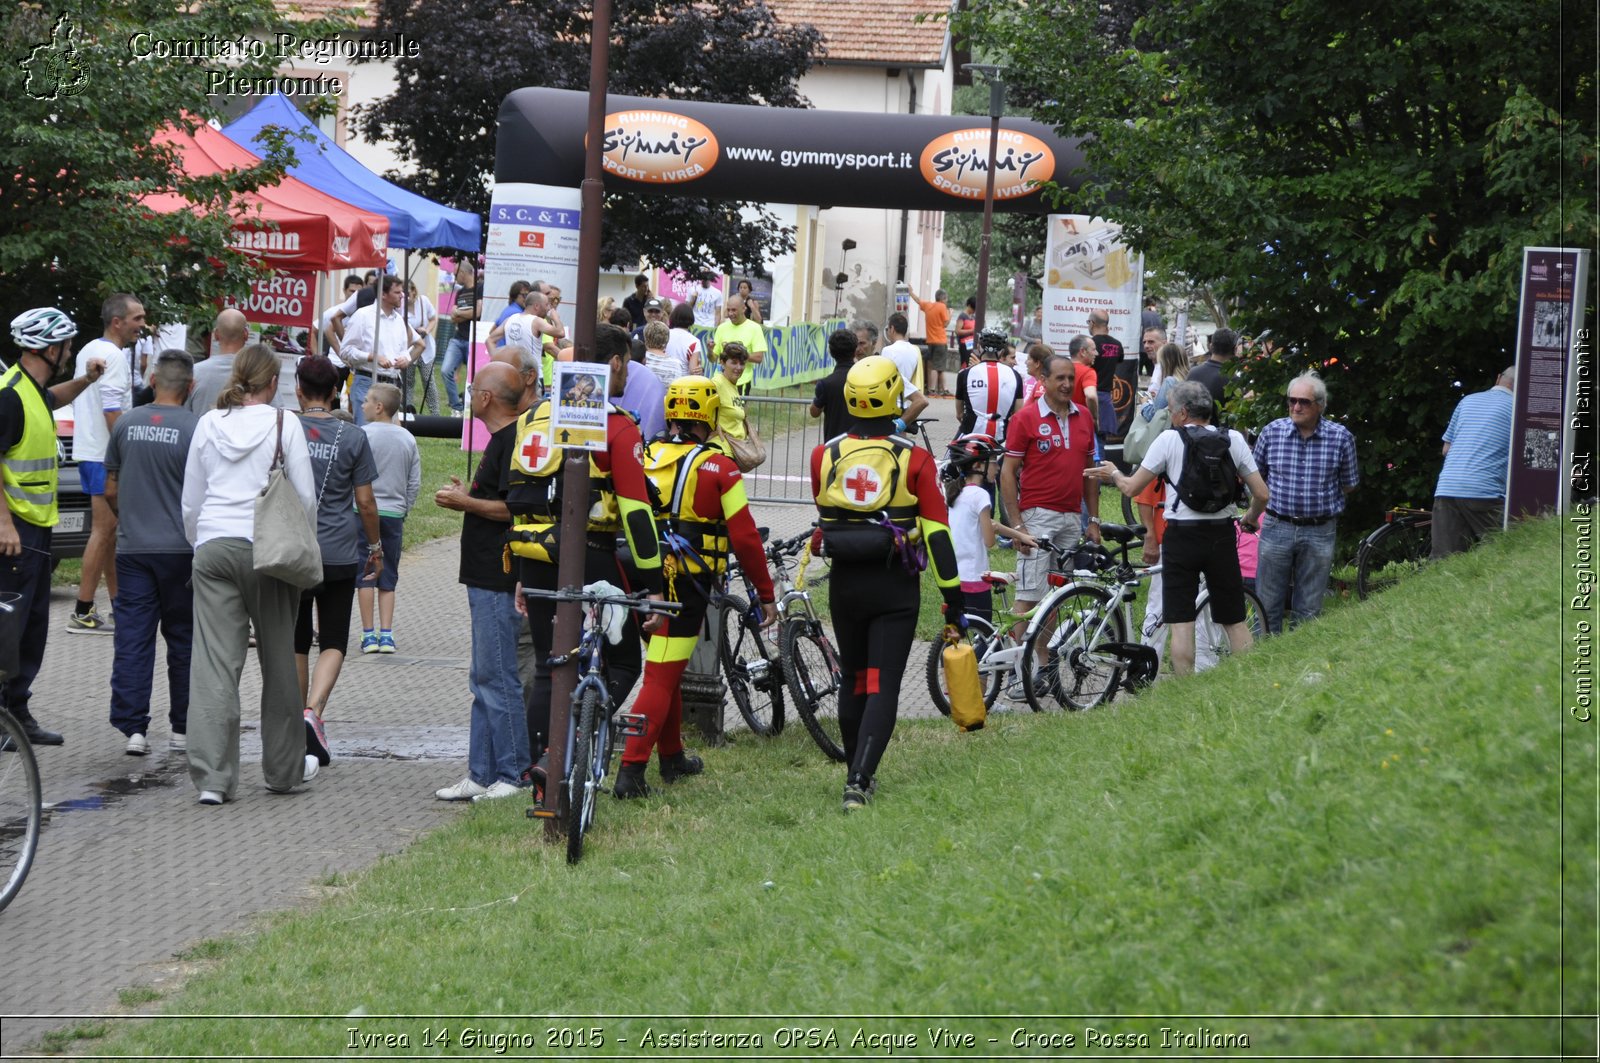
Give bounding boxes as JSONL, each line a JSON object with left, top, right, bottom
{"left": 964, "top": 63, "right": 1006, "bottom": 329}
{"left": 540, "top": 0, "right": 613, "bottom": 838}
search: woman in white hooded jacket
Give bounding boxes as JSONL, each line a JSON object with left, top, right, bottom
{"left": 181, "top": 343, "right": 319, "bottom": 805}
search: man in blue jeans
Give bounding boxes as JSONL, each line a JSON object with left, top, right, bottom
{"left": 441, "top": 258, "right": 482, "bottom": 414}
{"left": 105, "top": 350, "right": 199, "bottom": 755}
{"left": 1251, "top": 370, "right": 1359, "bottom": 634}
{"left": 429, "top": 362, "right": 530, "bottom": 802}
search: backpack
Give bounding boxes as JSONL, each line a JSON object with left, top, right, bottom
{"left": 1166, "top": 425, "right": 1239, "bottom": 513}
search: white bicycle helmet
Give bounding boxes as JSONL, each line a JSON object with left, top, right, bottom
{"left": 10, "top": 307, "right": 78, "bottom": 349}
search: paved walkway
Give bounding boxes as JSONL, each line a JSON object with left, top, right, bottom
{"left": 0, "top": 503, "right": 830, "bottom": 1056}
{"left": 0, "top": 395, "right": 965, "bottom": 1054}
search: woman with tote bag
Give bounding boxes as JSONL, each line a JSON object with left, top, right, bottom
{"left": 181, "top": 343, "right": 320, "bottom": 805}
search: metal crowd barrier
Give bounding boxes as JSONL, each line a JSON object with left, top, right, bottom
{"left": 737, "top": 395, "right": 830, "bottom": 504}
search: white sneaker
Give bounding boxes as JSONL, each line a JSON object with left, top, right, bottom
{"left": 471, "top": 780, "right": 523, "bottom": 802}
{"left": 303, "top": 754, "right": 319, "bottom": 783}
{"left": 197, "top": 790, "right": 225, "bottom": 805}
{"left": 125, "top": 733, "right": 149, "bottom": 756}
{"left": 169, "top": 733, "right": 187, "bottom": 752}
{"left": 435, "top": 777, "right": 488, "bottom": 802}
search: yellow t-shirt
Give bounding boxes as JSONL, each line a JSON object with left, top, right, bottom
{"left": 713, "top": 318, "right": 768, "bottom": 388}
{"left": 712, "top": 372, "right": 748, "bottom": 439}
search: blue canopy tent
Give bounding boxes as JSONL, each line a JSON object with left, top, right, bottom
{"left": 222, "top": 93, "right": 481, "bottom": 251}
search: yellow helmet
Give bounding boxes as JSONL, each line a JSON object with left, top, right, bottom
{"left": 664, "top": 375, "right": 720, "bottom": 426}
{"left": 845, "top": 355, "right": 903, "bottom": 417}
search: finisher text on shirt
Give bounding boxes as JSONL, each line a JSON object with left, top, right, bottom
{"left": 122, "top": 424, "right": 183, "bottom": 445}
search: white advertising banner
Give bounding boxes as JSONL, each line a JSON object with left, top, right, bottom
{"left": 1042, "top": 215, "right": 1143, "bottom": 354}
{"left": 549, "top": 361, "right": 613, "bottom": 452}
{"left": 483, "top": 182, "right": 582, "bottom": 325}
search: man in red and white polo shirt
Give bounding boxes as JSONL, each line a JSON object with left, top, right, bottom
{"left": 1000, "top": 352, "right": 1103, "bottom": 629}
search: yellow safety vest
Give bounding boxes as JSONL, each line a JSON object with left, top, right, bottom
{"left": 0, "top": 363, "right": 58, "bottom": 528}
{"left": 644, "top": 438, "right": 732, "bottom": 575}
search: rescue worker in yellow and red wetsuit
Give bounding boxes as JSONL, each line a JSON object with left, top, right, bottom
{"left": 614, "top": 376, "right": 775, "bottom": 797}
{"left": 810, "top": 355, "right": 966, "bottom": 812}
{"left": 507, "top": 323, "right": 664, "bottom": 782}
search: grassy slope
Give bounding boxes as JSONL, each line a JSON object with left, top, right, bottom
{"left": 84, "top": 517, "right": 1593, "bottom": 1057}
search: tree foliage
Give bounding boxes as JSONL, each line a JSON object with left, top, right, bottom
{"left": 0, "top": 0, "right": 352, "bottom": 340}
{"left": 356, "top": 0, "right": 823, "bottom": 274}
{"left": 958, "top": 0, "right": 1597, "bottom": 536}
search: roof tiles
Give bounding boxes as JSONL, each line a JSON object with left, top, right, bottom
{"left": 272, "top": 0, "right": 951, "bottom": 66}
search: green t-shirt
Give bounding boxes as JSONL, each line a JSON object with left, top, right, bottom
{"left": 712, "top": 318, "right": 768, "bottom": 388}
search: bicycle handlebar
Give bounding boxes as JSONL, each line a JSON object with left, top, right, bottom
{"left": 521, "top": 587, "right": 684, "bottom": 616}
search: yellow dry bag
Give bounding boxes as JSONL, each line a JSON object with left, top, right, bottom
{"left": 942, "top": 626, "right": 986, "bottom": 732}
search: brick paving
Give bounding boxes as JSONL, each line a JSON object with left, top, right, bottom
{"left": 0, "top": 397, "right": 960, "bottom": 1055}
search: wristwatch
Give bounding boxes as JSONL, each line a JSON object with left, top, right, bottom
{"left": 1088, "top": 516, "right": 1102, "bottom": 526}
{"left": 368, "top": 542, "right": 384, "bottom": 556}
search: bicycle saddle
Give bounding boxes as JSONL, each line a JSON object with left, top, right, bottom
{"left": 1097, "top": 522, "right": 1146, "bottom": 544}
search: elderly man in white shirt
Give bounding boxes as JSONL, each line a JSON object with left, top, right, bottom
{"left": 341, "top": 275, "right": 422, "bottom": 425}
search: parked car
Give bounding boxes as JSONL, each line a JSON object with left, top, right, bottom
{"left": 51, "top": 408, "right": 91, "bottom": 566}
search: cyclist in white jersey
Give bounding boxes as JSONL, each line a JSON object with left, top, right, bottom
{"left": 956, "top": 326, "right": 1024, "bottom": 440}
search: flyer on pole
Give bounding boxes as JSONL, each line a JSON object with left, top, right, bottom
{"left": 549, "top": 361, "right": 611, "bottom": 452}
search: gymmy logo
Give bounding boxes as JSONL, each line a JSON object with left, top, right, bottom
{"left": 22, "top": 13, "right": 88, "bottom": 102}
{"left": 919, "top": 128, "right": 1055, "bottom": 202}
{"left": 232, "top": 227, "right": 303, "bottom": 257}
{"left": 332, "top": 236, "right": 351, "bottom": 256}
{"left": 840, "top": 464, "right": 885, "bottom": 505}
{"left": 597, "top": 110, "right": 719, "bottom": 185}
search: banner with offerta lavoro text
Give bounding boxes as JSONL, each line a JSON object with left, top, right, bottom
{"left": 1043, "top": 216, "right": 1144, "bottom": 441}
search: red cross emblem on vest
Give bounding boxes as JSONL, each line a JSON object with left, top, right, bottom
{"left": 521, "top": 432, "right": 549, "bottom": 468}
{"left": 843, "top": 465, "right": 881, "bottom": 503}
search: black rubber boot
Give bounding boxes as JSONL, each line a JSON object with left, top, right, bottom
{"left": 613, "top": 761, "right": 652, "bottom": 799}
{"left": 659, "top": 751, "right": 704, "bottom": 784}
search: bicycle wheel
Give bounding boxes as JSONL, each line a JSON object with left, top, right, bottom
{"left": 1193, "top": 586, "right": 1267, "bottom": 670}
{"left": 782, "top": 621, "right": 847, "bottom": 762}
{"left": 566, "top": 688, "right": 600, "bottom": 865}
{"left": 1356, "top": 515, "right": 1431, "bottom": 600}
{"left": 1021, "top": 584, "right": 1127, "bottom": 712}
{"left": 925, "top": 615, "right": 1004, "bottom": 716}
{"left": 0, "top": 711, "right": 43, "bottom": 913}
{"left": 717, "top": 596, "right": 785, "bottom": 736}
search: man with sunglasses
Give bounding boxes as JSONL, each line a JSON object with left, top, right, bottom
{"left": 1249, "top": 371, "right": 1359, "bottom": 634}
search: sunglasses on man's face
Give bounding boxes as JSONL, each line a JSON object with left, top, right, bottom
{"left": 1286, "top": 396, "right": 1316, "bottom": 408}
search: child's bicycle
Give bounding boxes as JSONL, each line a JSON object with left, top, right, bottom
{"left": 926, "top": 537, "right": 1107, "bottom": 716}
{"left": 522, "top": 585, "right": 681, "bottom": 865}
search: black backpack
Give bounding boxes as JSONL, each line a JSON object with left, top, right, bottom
{"left": 1167, "top": 425, "right": 1239, "bottom": 513}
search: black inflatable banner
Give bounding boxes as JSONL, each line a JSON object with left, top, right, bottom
{"left": 496, "top": 87, "right": 1086, "bottom": 213}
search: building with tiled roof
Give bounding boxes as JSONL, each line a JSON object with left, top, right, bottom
{"left": 765, "top": 0, "right": 953, "bottom": 67}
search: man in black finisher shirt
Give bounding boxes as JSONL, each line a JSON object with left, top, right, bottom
{"left": 429, "top": 362, "right": 531, "bottom": 802}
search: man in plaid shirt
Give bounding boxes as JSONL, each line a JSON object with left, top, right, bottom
{"left": 1251, "top": 371, "right": 1359, "bottom": 634}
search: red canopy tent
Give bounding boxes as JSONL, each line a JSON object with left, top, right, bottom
{"left": 142, "top": 120, "right": 389, "bottom": 272}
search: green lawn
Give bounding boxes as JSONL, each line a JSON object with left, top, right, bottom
{"left": 72, "top": 515, "right": 1591, "bottom": 1057}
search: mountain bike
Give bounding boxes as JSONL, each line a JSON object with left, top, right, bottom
{"left": 775, "top": 537, "right": 846, "bottom": 762}
{"left": 1355, "top": 507, "right": 1432, "bottom": 600}
{"left": 717, "top": 534, "right": 794, "bottom": 737}
{"left": 1022, "top": 527, "right": 1267, "bottom": 712}
{"left": 522, "top": 586, "right": 681, "bottom": 865}
{"left": 0, "top": 591, "right": 42, "bottom": 914}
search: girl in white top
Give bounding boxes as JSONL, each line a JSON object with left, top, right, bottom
{"left": 943, "top": 435, "right": 1034, "bottom": 624}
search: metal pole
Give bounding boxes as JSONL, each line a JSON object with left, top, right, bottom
{"left": 966, "top": 65, "right": 1006, "bottom": 328}
{"left": 541, "top": 0, "right": 612, "bottom": 837}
